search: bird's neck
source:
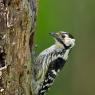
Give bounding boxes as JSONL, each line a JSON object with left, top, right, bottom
{"left": 55, "top": 41, "right": 65, "bottom": 49}
{"left": 53, "top": 44, "right": 65, "bottom": 52}
{"left": 51, "top": 44, "right": 70, "bottom": 60}
{"left": 48, "top": 44, "right": 65, "bottom": 57}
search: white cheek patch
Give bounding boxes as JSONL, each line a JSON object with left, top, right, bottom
{"left": 64, "top": 37, "right": 75, "bottom": 47}
{"left": 64, "top": 37, "right": 71, "bottom": 46}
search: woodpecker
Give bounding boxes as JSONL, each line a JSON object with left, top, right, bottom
{"left": 33, "top": 31, "right": 75, "bottom": 95}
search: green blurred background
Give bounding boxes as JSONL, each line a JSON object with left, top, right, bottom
{"left": 35, "top": 0, "right": 95, "bottom": 95}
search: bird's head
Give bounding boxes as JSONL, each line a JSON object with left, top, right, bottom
{"left": 49, "top": 31, "right": 75, "bottom": 49}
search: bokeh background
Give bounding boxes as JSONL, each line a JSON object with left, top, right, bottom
{"left": 35, "top": 0, "right": 95, "bottom": 95}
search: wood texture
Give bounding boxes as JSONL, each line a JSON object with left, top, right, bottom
{"left": 0, "top": 0, "right": 37, "bottom": 94}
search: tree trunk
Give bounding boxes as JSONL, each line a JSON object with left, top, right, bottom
{"left": 0, "top": 0, "right": 37, "bottom": 95}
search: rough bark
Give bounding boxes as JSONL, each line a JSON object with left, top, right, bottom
{"left": 0, "top": 0, "right": 37, "bottom": 95}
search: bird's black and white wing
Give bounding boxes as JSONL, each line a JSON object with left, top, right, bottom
{"left": 38, "top": 57, "right": 66, "bottom": 95}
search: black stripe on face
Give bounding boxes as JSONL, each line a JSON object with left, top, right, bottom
{"left": 56, "top": 38, "right": 71, "bottom": 49}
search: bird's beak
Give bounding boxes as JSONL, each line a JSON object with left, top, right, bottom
{"left": 49, "top": 32, "right": 58, "bottom": 38}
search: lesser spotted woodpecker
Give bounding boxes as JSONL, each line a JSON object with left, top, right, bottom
{"left": 33, "top": 31, "right": 75, "bottom": 95}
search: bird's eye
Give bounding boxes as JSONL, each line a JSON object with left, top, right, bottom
{"left": 62, "top": 32, "right": 74, "bottom": 39}
{"left": 61, "top": 34, "right": 65, "bottom": 38}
